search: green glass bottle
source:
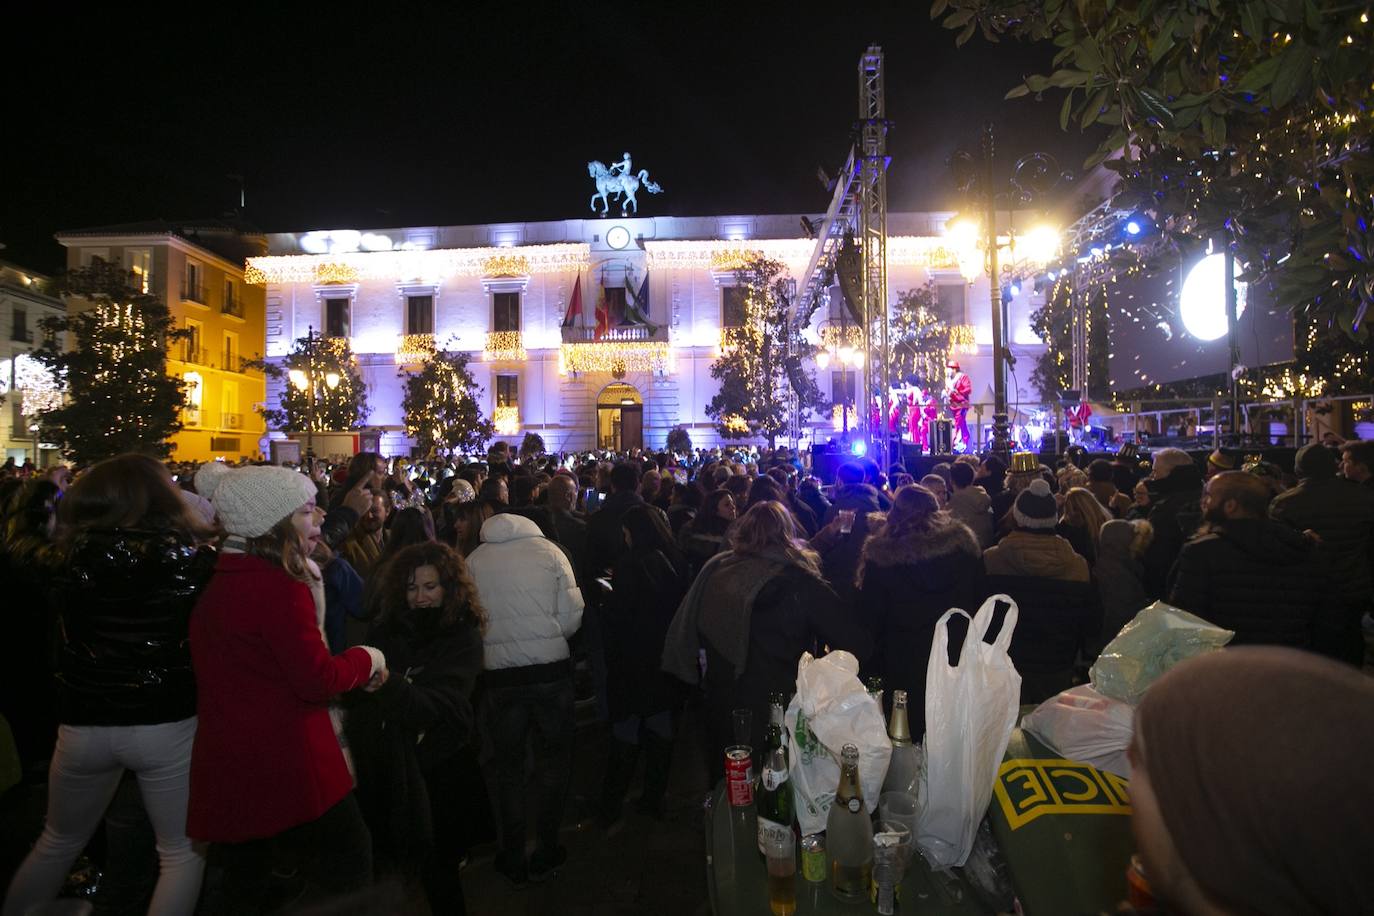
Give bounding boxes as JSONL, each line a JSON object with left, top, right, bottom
{"left": 756, "top": 695, "right": 794, "bottom": 855}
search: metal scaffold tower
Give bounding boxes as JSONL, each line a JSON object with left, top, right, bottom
{"left": 789, "top": 45, "right": 890, "bottom": 469}
{"left": 857, "top": 46, "right": 890, "bottom": 473}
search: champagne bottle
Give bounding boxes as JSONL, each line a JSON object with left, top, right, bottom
{"left": 826, "top": 743, "right": 873, "bottom": 901}
{"left": 881, "top": 689, "right": 921, "bottom": 797}
{"left": 756, "top": 696, "right": 793, "bottom": 855}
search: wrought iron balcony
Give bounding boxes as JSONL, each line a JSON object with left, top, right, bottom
{"left": 560, "top": 324, "right": 664, "bottom": 344}
{"left": 183, "top": 407, "right": 203, "bottom": 427}
{"left": 182, "top": 283, "right": 207, "bottom": 304}
{"left": 221, "top": 297, "right": 244, "bottom": 318}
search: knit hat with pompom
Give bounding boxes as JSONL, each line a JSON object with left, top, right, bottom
{"left": 1012, "top": 478, "right": 1058, "bottom": 530}
{"left": 212, "top": 466, "right": 318, "bottom": 538}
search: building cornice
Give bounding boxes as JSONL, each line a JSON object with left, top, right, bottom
{"left": 57, "top": 234, "right": 248, "bottom": 277}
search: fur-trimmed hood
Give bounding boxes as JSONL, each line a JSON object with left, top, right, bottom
{"left": 858, "top": 512, "right": 980, "bottom": 587}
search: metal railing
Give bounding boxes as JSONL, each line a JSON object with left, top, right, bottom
{"left": 561, "top": 325, "right": 660, "bottom": 343}
{"left": 183, "top": 407, "right": 202, "bottom": 427}
{"left": 182, "top": 283, "right": 207, "bottom": 304}
{"left": 221, "top": 297, "right": 244, "bottom": 318}
{"left": 180, "top": 347, "right": 209, "bottom": 365}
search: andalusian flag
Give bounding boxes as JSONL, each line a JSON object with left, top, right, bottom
{"left": 626, "top": 272, "right": 657, "bottom": 334}
{"left": 561, "top": 275, "right": 583, "bottom": 328}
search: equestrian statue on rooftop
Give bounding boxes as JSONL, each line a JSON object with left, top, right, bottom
{"left": 588, "top": 152, "right": 663, "bottom": 217}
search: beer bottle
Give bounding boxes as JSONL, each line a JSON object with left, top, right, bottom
{"left": 756, "top": 696, "right": 794, "bottom": 855}
{"left": 826, "top": 743, "right": 873, "bottom": 901}
{"left": 881, "top": 689, "right": 920, "bottom": 797}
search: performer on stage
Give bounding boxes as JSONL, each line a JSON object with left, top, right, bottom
{"left": 1067, "top": 400, "right": 1093, "bottom": 445}
{"left": 944, "top": 360, "right": 973, "bottom": 453}
{"left": 906, "top": 380, "right": 938, "bottom": 453}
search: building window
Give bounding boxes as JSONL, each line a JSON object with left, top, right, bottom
{"left": 937, "top": 283, "right": 966, "bottom": 323}
{"left": 223, "top": 331, "right": 239, "bottom": 371}
{"left": 495, "top": 374, "right": 519, "bottom": 407}
{"left": 493, "top": 292, "right": 521, "bottom": 332}
{"left": 184, "top": 261, "right": 204, "bottom": 303}
{"left": 721, "top": 286, "right": 747, "bottom": 328}
{"left": 125, "top": 249, "right": 152, "bottom": 293}
{"left": 184, "top": 320, "right": 204, "bottom": 363}
{"left": 406, "top": 295, "right": 434, "bottom": 335}
{"left": 325, "top": 298, "right": 351, "bottom": 338}
{"left": 831, "top": 370, "right": 856, "bottom": 405}
{"left": 11, "top": 308, "right": 29, "bottom": 343}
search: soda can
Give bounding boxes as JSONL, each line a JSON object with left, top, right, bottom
{"left": 800, "top": 834, "right": 826, "bottom": 883}
{"left": 724, "top": 745, "right": 753, "bottom": 807}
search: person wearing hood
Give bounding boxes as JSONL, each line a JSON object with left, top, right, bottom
{"left": 809, "top": 481, "right": 884, "bottom": 609}
{"left": 982, "top": 479, "right": 1101, "bottom": 703}
{"left": 945, "top": 461, "right": 994, "bottom": 548}
{"left": 1094, "top": 519, "right": 1154, "bottom": 649}
{"left": 586, "top": 462, "right": 649, "bottom": 576}
{"left": 1268, "top": 443, "right": 1374, "bottom": 665}
{"left": 1168, "top": 471, "right": 1332, "bottom": 648}
{"left": 856, "top": 485, "right": 981, "bottom": 738}
{"left": 1141, "top": 448, "right": 1204, "bottom": 600}
{"left": 465, "top": 511, "right": 583, "bottom": 885}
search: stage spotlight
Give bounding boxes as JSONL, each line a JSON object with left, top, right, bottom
{"left": 850, "top": 439, "right": 868, "bottom": 456}
{"left": 1125, "top": 219, "right": 1142, "bottom": 236}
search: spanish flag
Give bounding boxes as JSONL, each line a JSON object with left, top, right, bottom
{"left": 594, "top": 283, "right": 610, "bottom": 339}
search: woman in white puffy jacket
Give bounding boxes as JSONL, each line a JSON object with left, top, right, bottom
{"left": 465, "top": 512, "right": 583, "bottom": 885}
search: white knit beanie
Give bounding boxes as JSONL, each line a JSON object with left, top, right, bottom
{"left": 195, "top": 461, "right": 232, "bottom": 501}
{"left": 1012, "top": 478, "right": 1059, "bottom": 530}
{"left": 213, "top": 466, "right": 319, "bottom": 538}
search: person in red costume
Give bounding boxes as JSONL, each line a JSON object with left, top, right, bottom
{"left": 944, "top": 360, "right": 973, "bottom": 453}
{"left": 1068, "top": 401, "right": 1093, "bottom": 444}
{"left": 906, "top": 382, "right": 939, "bottom": 452}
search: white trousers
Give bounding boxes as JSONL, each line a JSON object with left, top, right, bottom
{"left": 2, "top": 717, "right": 204, "bottom": 916}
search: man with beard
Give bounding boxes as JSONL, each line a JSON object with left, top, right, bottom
{"left": 1167, "top": 471, "right": 1334, "bottom": 648}
{"left": 341, "top": 491, "right": 389, "bottom": 578}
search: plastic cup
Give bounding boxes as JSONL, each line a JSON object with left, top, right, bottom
{"left": 837, "top": 509, "right": 856, "bottom": 533}
{"left": 872, "top": 819, "right": 914, "bottom": 913}
{"left": 878, "top": 791, "right": 919, "bottom": 843}
{"left": 765, "top": 831, "right": 796, "bottom": 916}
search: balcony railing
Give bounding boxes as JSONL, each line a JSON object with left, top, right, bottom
{"left": 182, "top": 283, "right": 207, "bottom": 304}
{"left": 183, "top": 407, "right": 202, "bottom": 427}
{"left": 180, "top": 347, "right": 209, "bottom": 365}
{"left": 221, "top": 297, "right": 244, "bottom": 318}
{"left": 10, "top": 328, "right": 32, "bottom": 343}
{"left": 560, "top": 325, "right": 662, "bottom": 343}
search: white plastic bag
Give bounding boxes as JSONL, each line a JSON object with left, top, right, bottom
{"left": 785, "top": 650, "right": 892, "bottom": 837}
{"left": 1020, "top": 685, "right": 1134, "bottom": 777}
{"left": 917, "top": 596, "right": 1021, "bottom": 869}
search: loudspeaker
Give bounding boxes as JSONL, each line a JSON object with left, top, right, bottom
{"left": 810, "top": 446, "right": 844, "bottom": 484}
{"left": 1039, "top": 431, "right": 1069, "bottom": 453}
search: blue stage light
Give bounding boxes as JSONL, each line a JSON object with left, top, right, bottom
{"left": 850, "top": 439, "right": 867, "bottom": 456}
{"left": 1125, "top": 219, "right": 1143, "bottom": 236}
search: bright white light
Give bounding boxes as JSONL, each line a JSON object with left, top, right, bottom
{"left": 288, "top": 369, "right": 309, "bottom": 391}
{"left": 946, "top": 218, "right": 980, "bottom": 249}
{"left": 324, "top": 372, "right": 341, "bottom": 389}
{"left": 815, "top": 350, "right": 831, "bottom": 369}
{"left": 1125, "top": 220, "right": 1142, "bottom": 236}
{"left": 360, "top": 233, "right": 394, "bottom": 252}
{"left": 1019, "top": 225, "right": 1060, "bottom": 264}
{"left": 1180, "top": 253, "right": 1247, "bottom": 341}
{"left": 850, "top": 350, "right": 865, "bottom": 368}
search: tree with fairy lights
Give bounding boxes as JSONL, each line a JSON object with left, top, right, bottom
{"left": 1029, "top": 280, "right": 1110, "bottom": 400}
{"left": 891, "top": 280, "right": 971, "bottom": 387}
{"left": 248, "top": 334, "right": 369, "bottom": 432}
{"left": 934, "top": 0, "right": 1374, "bottom": 350}
{"left": 31, "top": 257, "right": 187, "bottom": 462}
{"left": 706, "top": 256, "right": 794, "bottom": 447}
{"left": 400, "top": 348, "right": 493, "bottom": 458}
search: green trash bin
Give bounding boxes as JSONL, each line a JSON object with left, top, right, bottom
{"left": 988, "top": 729, "right": 1136, "bottom": 915}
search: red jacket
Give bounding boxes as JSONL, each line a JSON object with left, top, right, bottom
{"left": 187, "top": 553, "right": 374, "bottom": 842}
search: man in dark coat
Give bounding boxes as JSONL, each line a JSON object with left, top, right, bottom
{"left": 1340, "top": 439, "right": 1373, "bottom": 490}
{"left": 586, "top": 462, "right": 645, "bottom": 575}
{"left": 1142, "top": 448, "right": 1204, "bottom": 600}
{"left": 1168, "top": 471, "right": 1333, "bottom": 648}
{"left": 1269, "top": 444, "right": 1374, "bottom": 664}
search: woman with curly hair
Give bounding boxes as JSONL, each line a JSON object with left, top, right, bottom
{"left": 346, "top": 541, "right": 486, "bottom": 915}
{"left": 663, "top": 500, "right": 871, "bottom": 778}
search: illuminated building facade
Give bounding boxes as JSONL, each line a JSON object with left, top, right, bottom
{"left": 253, "top": 213, "right": 1048, "bottom": 455}
{"left": 0, "top": 261, "right": 66, "bottom": 466}
{"left": 56, "top": 221, "right": 269, "bottom": 462}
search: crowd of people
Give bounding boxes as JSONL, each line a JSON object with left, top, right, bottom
{"left": 0, "top": 434, "right": 1371, "bottom": 914}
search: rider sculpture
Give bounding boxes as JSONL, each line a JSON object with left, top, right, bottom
{"left": 588, "top": 152, "right": 663, "bottom": 217}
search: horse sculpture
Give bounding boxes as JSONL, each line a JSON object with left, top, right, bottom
{"left": 588, "top": 160, "right": 663, "bottom": 217}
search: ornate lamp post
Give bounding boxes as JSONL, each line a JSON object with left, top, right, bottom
{"left": 287, "top": 326, "right": 340, "bottom": 459}
{"left": 815, "top": 315, "right": 866, "bottom": 444}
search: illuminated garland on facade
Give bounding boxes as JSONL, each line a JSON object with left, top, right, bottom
{"left": 493, "top": 405, "right": 520, "bottom": 435}
{"left": 558, "top": 341, "right": 673, "bottom": 375}
{"left": 483, "top": 331, "right": 527, "bottom": 362}
{"left": 643, "top": 237, "right": 969, "bottom": 272}
{"left": 395, "top": 333, "right": 436, "bottom": 365}
{"left": 949, "top": 324, "right": 978, "bottom": 354}
{"left": 819, "top": 325, "right": 864, "bottom": 350}
{"left": 245, "top": 244, "right": 590, "bottom": 285}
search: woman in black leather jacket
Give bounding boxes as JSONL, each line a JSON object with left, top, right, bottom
{"left": 4, "top": 454, "right": 217, "bottom": 916}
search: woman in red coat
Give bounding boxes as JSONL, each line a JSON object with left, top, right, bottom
{"left": 189, "top": 466, "right": 387, "bottom": 913}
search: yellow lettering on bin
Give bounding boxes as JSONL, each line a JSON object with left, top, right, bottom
{"left": 993, "top": 758, "right": 1133, "bottom": 831}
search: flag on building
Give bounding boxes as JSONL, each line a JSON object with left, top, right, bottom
{"left": 561, "top": 275, "right": 583, "bottom": 327}
{"left": 594, "top": 283, "right": 610, "bottom": 339}
{"left": 625, "top": 272, "right": 657, "bottom": 334}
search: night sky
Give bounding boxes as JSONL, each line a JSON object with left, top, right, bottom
{"left": 4, "top": 3, "right": 1101, "bottom": 274}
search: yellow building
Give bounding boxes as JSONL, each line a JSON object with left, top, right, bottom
{"left": 56, "top": 220, "right": 268, "bottom": 461}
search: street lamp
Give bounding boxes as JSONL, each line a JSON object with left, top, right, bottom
{"left": 28, "top": 423, "right": 40, "bottom": 468}
{"left": 292, "top": 326, "right": 341, "bottom": 459}
{"left": 815, "top": 317, "right": 865, "bottom": 444}
{"left": 947, "top": 123, "right": 1064, "bottom": 455}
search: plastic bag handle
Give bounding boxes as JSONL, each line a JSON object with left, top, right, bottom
{"left": 968, "top": 593, "right": 1017, "bottom": 653}
{"left": 931, "top": 607, "right": 973, "bottom": 670}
